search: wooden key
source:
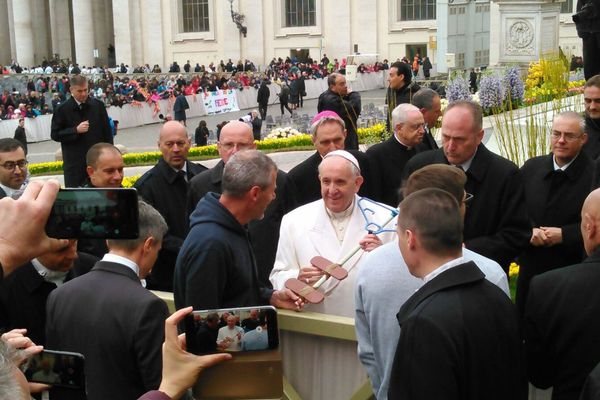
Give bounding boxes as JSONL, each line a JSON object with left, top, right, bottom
{"left": 285, "top": 278, "right": 325, "bottom": 304}
{"left": 310, "top": 256, "right": 348, "bottom": 281}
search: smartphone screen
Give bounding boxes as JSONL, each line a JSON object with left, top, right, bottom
{"left": 24, "top": 350, "right": 85, "bottom": 390}
{"left": 185, "top": 306, "right": 279, "bottom": 355}
{"left": 45, "top": 188, "right": 139, "bottom": 239}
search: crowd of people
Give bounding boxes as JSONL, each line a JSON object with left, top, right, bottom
{"left": 5, "top": 66, "right": 600, "bottom": 400}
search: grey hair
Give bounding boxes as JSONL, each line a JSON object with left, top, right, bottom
{"left": 412, "top": 88, "right": 440, "bottom": 110}
{"left": 0, "top": 341, "right": 26, "bottom": 399}
{"left": 107, "top": 200, "right": 168, "bottom": 251}
{"left": 222, "top": 150, "right": 277, "bottom": 198}
{"left": 554, "top": 111, "right": 586, "bottom": 133}
{"left": 391, "top": 103, "right": 421, "bottom": 129}
{"left": 327, "top": 73, "right": 341, "bottom": 88}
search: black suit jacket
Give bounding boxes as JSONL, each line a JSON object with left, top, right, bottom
{"left": 317, "top": 89, "right": 361, "bottom": 150}
{"left": 404, "top": 145, "right": 530, "bottom": 271}
{"left": 135, "top": 159, "right": 207, "bottom": 291}
{"left": 366, "top": 137, "right": 417, "bottom": 207}
{"left": 582, "top": 116, "right": 600, "bottom": 161}
{"left": 388, "top": 261, "right": 524, "bottom": 400}
{"left": 525, "top": 249, "right": 600, "bottom": 400}
{"left": 50, "top": 96, "right": 113, "bottom": 187}
{"left": 516, "top": 153, "right": 592, "bottom": 314}
{"left": 287, "top": 150, "right": 378, "bottom": 209}
{"left": 0, "top": 252, "right": 97, "bottom": 345}
{"left": 187, "top": 161, "right": 296, "bottom": 287}
{"left": 46, "top": 261, "right": 168, "bottom": 400}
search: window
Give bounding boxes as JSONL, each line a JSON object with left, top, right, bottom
{"left": 560, "top": 0, "right": 573, "bottom": 14}
{"left": 284, "top": 0, "right": 316, "bottom": 27}
{"left": 457, "top": 53, "right": 465, "bottom": 68}
{"left": 399, "top": 0, "right": 436, "bottom": 21}
{"left": 181, "top": 0, "right": 209, "bottom": 32}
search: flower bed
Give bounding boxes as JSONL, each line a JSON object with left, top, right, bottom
{"left": 29, "top": 124, "right": 386, "bottom": 176}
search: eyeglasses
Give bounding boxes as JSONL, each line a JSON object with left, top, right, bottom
{"left": 550, "top": 131, "right": 584, "bottom": 142}
{"left": 0, "top": 160, "right": 28, "bottom": 170}
{"left": 407, "top": 123, "right": 426, "bottom": 131}
{"left": 463, "top": 192, "right": 474, "bottom": 205}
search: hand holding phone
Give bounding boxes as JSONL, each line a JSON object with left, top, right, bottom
{"left": 24, "top": 350, "right": 85, "bottom": 391}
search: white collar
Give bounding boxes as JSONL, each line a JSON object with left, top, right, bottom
{"left": 0, "top": 182, "right": 21, "bottom": 198}
{"left": 422, "top": 256, "right": 465, "bottom": 284}
{"left": 393, "top": 133, "right": 412, "bottom": 150}
{"left": 32, "top": 259, "right": 69, "bottom": 287}
{"left": 101, "top": 253, "right": 145, "bottom": 287}
{"left": 553, "top": 153, "right": 578, "bottom": 171}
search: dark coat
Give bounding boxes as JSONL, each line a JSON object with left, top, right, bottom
{"left": 13, "top": 125, "right": 27, "bottom": 154}
{"left": 174, "top": 192, "right": 274, "bottom": 310}
{"left": 287, "top": 150, "right": 379, "bottom": 209}
{"left": 46, "top": 261, "right": 168, "bottom": 400}
{"left": 516, "top": 153, "right": 592, "bottom": 314}
{"left": 195, "top": 126, "right": 209, "bottom": 146}
{"left": 134, "top": 159, "right": 207, "bottom": 291}
{"left": 0, "top": 252, "right": 97, "bottom": 345}
{"left": 187, "top": 162, "right": 295, "bottom": 287}
{"left": 582, "top": 116, "right": 600, "bottom": 160}
{"left": 252, "top": 117, "right": 262, "bottom": 140}
{"left": 50, "top": 96, "right": 113, "bottom": 187}
{"left": 388, "top": 262, "right": 524, "bottom": 400}
{"left": 404, "top": 145, "right": 530, "bottom": 271}
{"left": 524, "top": 248, "right": 600, "bottom": 400}
{"left": 366, "top": 136, "right": 417, "bottom": 207}
{"left": 317, "top": 89, "right": 361, "bottom": 150}
{"left": 257, "top": 84, "right": 270, "bottom": 106}
{"left": 173, "top": 94, "right": 190, "bottom": 121}
{"left": 385, "top": 82, "right": 421, "bottom": 130}
{"left": 415, "top": 126, "right": 439, "bottom": 152}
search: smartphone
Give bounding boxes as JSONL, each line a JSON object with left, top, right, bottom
{"left": 24, "top": 350, "right": 85, "bottom": 390}
{"left": 185, "top": 306, "right": 279, "bottom": 355}
{"left": 45, "top": 188, "right": 139, "bottom": 239}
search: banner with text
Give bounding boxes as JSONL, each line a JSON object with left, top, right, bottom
{"left": 203, "top": 89, "right": 240, "bottom": 115}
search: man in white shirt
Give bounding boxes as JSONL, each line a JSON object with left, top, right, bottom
{"left": 216, "top": 315, "right": 245, "bottom": 352}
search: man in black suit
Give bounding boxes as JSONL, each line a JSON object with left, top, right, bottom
{"left": 187, "top": 121, "right": 295, "bottom": 287}
{"left": 0, "top": 240, "right": 97, "bottom": 346}
{"left": 46, "top": 201, "right": 169, "bottom": 400}
{"left": 13, "top": 117, "right": 27, "bottom": 155}
{"left": 388, "top": 188, "right": 523, "bottom": 400}
{"left": 385, "top": 61, "right": 420, "bottom": 131}
{"left": 517, "top": 111, "right": 592, "bottom": 315}
{"left": 51, "top": 74, "right": 113, "bottom": 187}
{"left": 135, "top": 121, "right": 207, "bottom": 291}
{"left": 287, "top": 110, "right": 377, "bottom": 208}
{"left": 412, "top": 88, "right": 442, "bottom": 151}
{"left": 173, "top": 91, "right": 190, "bottom": 127}
{"left": 0, "top": 138, "right": 27, "bottom": 199}
{"left": 404, "top": 100, "right": 530, "bottom": 272}
{"left": 317, "top": 73, "right": 361, "bottom": 150}
{"left": 366, "top": 103, "right": 424, "bottom": 207}
{"left": 582, "top": 75, "right": 600, "bottom": 160}
{"left": 257, "top": 81, "right": 270, "bottom": 121}
{"left": 525, "top": 188, "right": 600, "bottom": 400}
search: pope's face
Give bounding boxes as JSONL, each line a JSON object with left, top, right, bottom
{"left": 319, "top": 156, "right": 363, "bottom": 213}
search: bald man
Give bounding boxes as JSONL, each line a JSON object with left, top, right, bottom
{"left": 187, "top": 121, "right": 295, "bottom": 287}
{"left": 525, "top": 188, "right": 600, "bottom": 399}
{"left": 134, "top": 121, "right": 207, "bottom": 291}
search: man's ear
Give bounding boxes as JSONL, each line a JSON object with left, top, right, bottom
{"left": 86, "top": 166, "right": 94, "bottom": 178}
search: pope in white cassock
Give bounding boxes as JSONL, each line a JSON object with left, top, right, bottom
{"left": 270, "top": 149, "right": 397, "bottom": 400}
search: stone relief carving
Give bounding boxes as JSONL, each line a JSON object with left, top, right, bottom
{"left": 505, "top": 19, "right": 535, "bottom": 55}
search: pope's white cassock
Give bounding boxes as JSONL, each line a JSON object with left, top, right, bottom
{"left": 270, "top": 194, "right": 396, "bottom": 400}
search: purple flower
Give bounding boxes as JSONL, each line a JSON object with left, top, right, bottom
{"left": 479, "top": 75, "right": 505, "bottom": 110}
{"left": 446, "top": 76, "right": 471, "bottom": 103}
{"left": 503, "top": 66, "right": 524, "bottom": 103}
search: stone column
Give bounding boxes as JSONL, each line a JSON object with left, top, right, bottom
{"left": 142, "top": 0, "right": 164, "bottom": 68}
{"left": 9, "top": 0, "right": 35, "bottom": 67}
{"left": 0, "top": 0, "right": 12, "bottom": 64}
{"left": 113, "top": 0, "right": 133, "bottom": 66}
{"left": 49, "top": 0, "right": 74, "bottom": 60}
{"left": 72, "top": 0, "right": 95, "bottom": 66}
{"left": 490, "top": 0, "right": 564, "bottom": 66}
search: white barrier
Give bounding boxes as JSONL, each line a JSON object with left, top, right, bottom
{"left": 0, "top": 72, "right": 385, "bottom": 142}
